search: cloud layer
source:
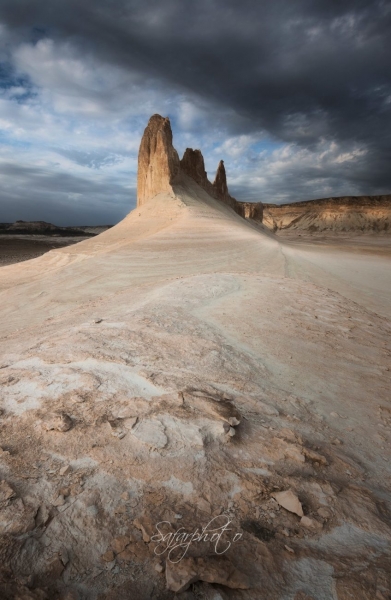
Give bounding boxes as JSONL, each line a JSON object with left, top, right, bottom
{"left": 0, "top": 1, "right": 390, "bottom": 224}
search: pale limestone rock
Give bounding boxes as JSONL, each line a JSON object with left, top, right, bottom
{"left": 257, "top": 400, "right": 279, "bottom": 416}
{"left": 317, "top": 507, "right": 332, "bottom": 519}
{"left": 52, "top": 494, "right": 66, "bottom": 507}
{"left": 110, "top": 535, "right": 130, "bottom": 554}
{"left": 117, "top": 541, "right": 149, "bottom": 562}
{"left": 303, "top": 447, "right": 329, "bottom": 466}
{"left": 300, "top": 516, "right": 322, "bottom": 530}
{"left": 285, "top": 445, "right": 305, "bottom": 463}
{"left": 165, "top": 556, "right": 250, "bottom": 593}
{"left": 0, "top": 480, "right": 15, "bottom": 503}
{"left": 0, "top": 497, "right": 35, "bottom": 534}
{"left": 59, "top": 465, "right": 71, "bottom": 476}
{"left": 133, "top": 514, "right": 155, "bottom": 542}
{"left": 42, "top": 413, "right": 73, "bottom": 432}
{"left": 184, "top": 393, "right": 241, "bottom": 426}
{"left": 272, "top": 490, "right": 304, "bottom": 517}
{"left": 278, "top": 428, "right": 303, "bottom": 444}
{"left": 137, "top": 114, "right": 180, "bottom": 207}
{"left": 197, "top": 497, "right": 212, "bottom": 514}
{"left": 70, "top": 392, "right": 85, "bottom": 403}
{"left": 131, "top": 418, "right": 167, "bottom": 449}
{"left": 123, "top": 416, "right": 138, "bottom": 430}
{"left": 107, "top": 419, "right": 125, "bottom": 438}
{"left": 101, "top": 550, "right": 115, "bottom": 563}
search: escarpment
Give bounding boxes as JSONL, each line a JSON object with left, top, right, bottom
{"left": 263, "top": 195, "right": 391, "bottom": 233}
{"left": 137, "top": 114, "right": 263, "bottom": 221}
{"left": 238, "top": 202, "right": 264, "bottom": 221}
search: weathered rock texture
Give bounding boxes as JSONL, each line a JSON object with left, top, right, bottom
{"left": 137, "top": 114, "right": 180, "bottom": 207}
{"left": 263, "top": 195, "right": 391, "bottom": 233}
{"left": 1, "top": 115, "right": 391, "bottom": 599}
{"left": 180, "top": 150, "right": 263, "bottom": 220}
{"left": 180, "top": 148, "right": 209, "bottom": 189}
{"left": 137, "top": 114, "right": 263, "bottom": 220}
{"left": 213, "top": 160, "right": 230, "bottom": 203}
{"left": 239, "top": 201, "right": 264, "bottom": 221}
{"left": 166, "top": 556, "right": 250, "bottom": 593}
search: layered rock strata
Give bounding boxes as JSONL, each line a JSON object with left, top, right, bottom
{"left": 263, "top": 195, "right": 391, "bottom": 233}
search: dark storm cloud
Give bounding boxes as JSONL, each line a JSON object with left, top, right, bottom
{"left": 0, "top": 0, "right": 390, "bottom": 219}
{"left": 1, "top": 1, "right": 389, "bottom": 139}
{"left": 0, "top": 163, "right": 132, "bottom": 226}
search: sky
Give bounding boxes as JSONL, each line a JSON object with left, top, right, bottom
{"left": 0, "top": 0, "right": 390, "bottom": 225}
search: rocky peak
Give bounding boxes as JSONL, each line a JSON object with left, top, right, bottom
{"left": 213, "top": 160, "right": 229, "bottom": 202}
{"left": 137, "top": 114, "right": 180, "bottom": 207}
{"left": 136, "top": 114, "right": 263, "bottom": 222}
{"left": 180, "top": 148, "right": 209, "bottom": 188}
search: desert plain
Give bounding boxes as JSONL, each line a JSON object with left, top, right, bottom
{"left": 0, "top": 115, "right": 390, "bottom": 599}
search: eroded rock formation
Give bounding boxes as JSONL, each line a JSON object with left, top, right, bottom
{"left": 263, "top": 195, "right": 391, "bottom": 233}
{"left": 137, "top": 114, "right": 180, "bottom": 207}
{"left": 137, "top": 114, "right": 263, "bottom": 221}
{"left": 213, "top": 159, "right": 229, "bottom": 203}
{"left": 239, "top": 202, "right": 264, "bottom": 221}
{"left": 1, "top": 113, "right": 391, "bottom": 600}
{"left": 180, "top": 148, "right": 209, "bottom": 189}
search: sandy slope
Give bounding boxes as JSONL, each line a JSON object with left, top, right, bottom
{"left": 0, "top": 236, "right": 95, "bottom": 267}
{"left": 0, "top": 175, "right": 391, "bottom": 599}
{"left": 0, "top": 177, "right": 283, "bottom": 336}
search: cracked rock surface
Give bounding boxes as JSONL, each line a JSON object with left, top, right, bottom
{"left": 0, "top": 117, "right": 391, "bottom": 599}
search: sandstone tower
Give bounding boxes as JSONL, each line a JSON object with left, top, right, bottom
{"left": 136, "top": 114, "right": 263, "bottom": 221}
{"left": 137, "top": 114, "right": 180, "bottom": 207}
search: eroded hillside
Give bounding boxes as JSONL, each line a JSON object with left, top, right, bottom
{"left": 263, "top": 196, "right": 391, "bottom": 233}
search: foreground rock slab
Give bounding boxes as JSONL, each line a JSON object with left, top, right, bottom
{"left": 0, "top": 113, "right": 390, "bottom": 599}
{"left": 272, "top": 490, "right": 304, "bottom": 517}
{"left": 165, "top": 556, "right": 251, "bottom": 593}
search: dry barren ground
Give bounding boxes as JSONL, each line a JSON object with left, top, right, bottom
{"left": 0, "top": 178, "right": 390, "bottom": 599}
{"left": 0, "top": 237, "right": 91, "bottom": 267}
